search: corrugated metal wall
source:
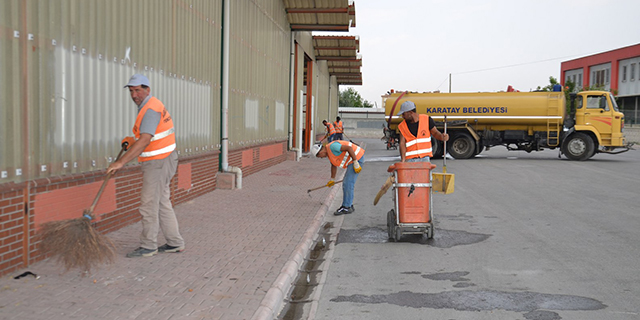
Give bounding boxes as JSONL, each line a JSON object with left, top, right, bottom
{"left": 0, "top": 0, "right": 222, "bottom": 184}
{"left": 0, "top": 0, "right": 346, "bottom": 185}
{"left": 228, "top": 0, "right": 291, "bottom": 149}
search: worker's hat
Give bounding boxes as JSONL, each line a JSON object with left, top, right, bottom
{"left": 311, "top": 143, "right": 322, "bottom": 156}
{"left": 397, "top": 101, "right": 416, "bottom": 115}
{"left": 124, "top": 74, "right": 151, "bottom": 88}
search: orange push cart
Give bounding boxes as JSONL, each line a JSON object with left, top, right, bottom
{"left": 386, "top": 162, "right": 437, "bottom": 241}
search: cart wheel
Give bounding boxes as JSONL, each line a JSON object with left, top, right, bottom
{"left": 395, "top": 227, "right": 403, "bottom": 242}
{"left": 423, "top": 225, "right": 434, "bottom": 240}
{"left": 387, "top": 209, "right": 395, "bottom": 241}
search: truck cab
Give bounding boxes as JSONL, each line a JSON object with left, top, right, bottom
{"left": 574, "top": 91, "right": 625, "bottom": 146}
{"left": 565, "top": 91, "right": 627, "bottom": 159}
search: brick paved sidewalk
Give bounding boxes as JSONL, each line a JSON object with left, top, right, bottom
{"left": 0, "top": 155, "right": 338, "bottom": 320}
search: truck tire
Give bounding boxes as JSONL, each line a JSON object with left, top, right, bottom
{"left": 449, "top": 133, "right": 476, "bottom": 159}
{"left": 431, "top": 138, "right": 443, "bottom": 159}
{"left": 562, "top": 132, "right": 595, "bottom": 161}
{"left": 474, "top": 140, "right": 485, "bottom": 156}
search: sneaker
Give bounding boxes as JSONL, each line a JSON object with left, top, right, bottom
{"left": 350, "top": 205, "right": 355, "bottom": 213}
{"left": 158, "top": 244, "right": 185, "bottom": 253}
{"left": 334, "top": 206, "right": 352, "bottom": 216}
{"left": 126, "top": 247, "right": 158, "bottom": 258}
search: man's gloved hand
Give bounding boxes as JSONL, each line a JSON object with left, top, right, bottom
{"left": 326, "top": 180, "right": 335, "bottom": 187}
{"left": 353, "top": 160, "right": 362, "bottom": 174}
{"left": 121, "top": 136, "right": 135, "bottom": 151}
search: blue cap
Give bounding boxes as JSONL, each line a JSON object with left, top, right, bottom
{"left": 397, "top": 101, "right": 416, "bottom": 115}
{"left": 124, "top": 74, "right": 150, "bottom": 88}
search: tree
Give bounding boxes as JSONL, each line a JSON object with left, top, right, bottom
{"left": 339, "top": 88, "right": 374, "bottom": 108}
{"left": 535, "top": 76, "right": 562, "bottom": 92}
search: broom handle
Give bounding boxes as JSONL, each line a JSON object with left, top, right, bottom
{"left": 443, "top": 115, "right": 447, "bottom": 174}
{"left": 86, "top": 145, "right": 127, "bottom": 217}
{"left": 308, "top": 180, "right": 344, "bottom": 193}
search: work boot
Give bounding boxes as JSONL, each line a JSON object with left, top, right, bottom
{"left": 126, "top": 247, "right": 158, "bottom": 258}
{"left": 158, "top": 244, "right": 185, "bottom": 253}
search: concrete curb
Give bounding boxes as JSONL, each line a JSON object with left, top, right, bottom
{"left": 251, "top": 171, "right": 344, "bottom": 320}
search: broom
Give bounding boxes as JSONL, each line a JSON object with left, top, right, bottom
{"left": 38, "top": 143, "right": 128, "bottom": 272}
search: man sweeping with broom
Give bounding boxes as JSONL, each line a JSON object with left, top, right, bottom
{"left": 107, "top": 74, "right": 185, "bottom": 258}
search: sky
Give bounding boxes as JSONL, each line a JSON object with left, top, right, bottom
{"left": 323, "top": 0, "right": 640, "bottom": 107}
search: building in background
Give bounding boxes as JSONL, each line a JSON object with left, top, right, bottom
{"left": 561, "top": 43, "right": 640, "bottom": 124}
{"left": 0, "top": 0, "right": 362, "bottom": 276}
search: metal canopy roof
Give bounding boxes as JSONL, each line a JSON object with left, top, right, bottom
{"left": 313, "top": 35, "right": 362, "bottom": 85}
{"left": 284, "top": 0, "right": 356, "bottom": 31}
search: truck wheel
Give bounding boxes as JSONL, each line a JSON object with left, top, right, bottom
{"left": 449, "top": 133, "right": 476, "bottom": 159}
{"left": 474, "top": 141, "right": 485, "bottom": 156}
{"left": 562, "top": 132, "right": 595, "bottom": 161}
{"left": 431, "top": 138, "right": 443, "bottom": 159}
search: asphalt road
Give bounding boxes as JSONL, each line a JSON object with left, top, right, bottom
{"left": 312, "top": 138, "right": 640, "bottom": 320}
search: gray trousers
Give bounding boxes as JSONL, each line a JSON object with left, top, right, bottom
{"left": 407, "top": 156, "right": 433, "bottom": 180}
{"left": 139, "top": 150, "right": 184, "bottom": 250}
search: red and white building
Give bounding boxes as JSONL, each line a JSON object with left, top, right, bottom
{"left": 561, "top": 43, "right": 640, "bottom": 124}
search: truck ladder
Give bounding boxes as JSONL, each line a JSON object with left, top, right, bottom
{"left": 547, "top": 95, "right": 560, "bottom": 147}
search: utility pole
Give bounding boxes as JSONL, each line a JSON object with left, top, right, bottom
{"left": 449, "top": 73, "right": 452, "bottom": 93}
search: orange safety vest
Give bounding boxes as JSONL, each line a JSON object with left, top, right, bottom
{"left": 325, "top": 122, "right": 336, "bottom": 136}
{"left": 398, "top": 114, "right": 433, "bottom": 159}
{"left": 333, "top": 120, "right": 344, "bottom": 133}
{"left": 132, "top": 96, "right": 176, "bottom": 162}
{"left": 326, "top": 141, "right": 365, "bottom": 169}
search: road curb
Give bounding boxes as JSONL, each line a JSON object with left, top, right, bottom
{"left": 251, "top": 171, "right": 344, "bottom": 320}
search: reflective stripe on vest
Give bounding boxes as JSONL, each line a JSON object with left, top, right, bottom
{"left": 326, "top": 123, "right": 336, "bottom": 135}
{"left": 133, "top": 96, "right": 176, "bottom": 162}
{"left": 140, "top": 143, "right": 176, "bottom": 158}
{"left": 150, "top": 127, "right": 175, "bottom": 142}
{"left": 398, "top": 114, "right": 433, "bottom": 159}
{"left": 333, "top": 121, "right": 343, "bottom": 133}
{"left": 326, "top": 141, "right": 365, "bottom": 169}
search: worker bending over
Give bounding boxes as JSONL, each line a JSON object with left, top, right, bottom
{"left": 313, "top": 141, "right": 365, "bottom": 215}
{"left": 322, "top": 120, "right": 337, "bottom": 142}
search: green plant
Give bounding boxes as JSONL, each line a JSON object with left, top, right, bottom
{"left": 339, "top": 88, "right": 373, "bottom": 108}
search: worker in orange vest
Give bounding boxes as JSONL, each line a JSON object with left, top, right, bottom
{"left": 397, "top": 101, "right": 448, "bottom": 162}
{"left": 312, "top": 140, "right": 365, "bottom": 215}
{"left": 322, "top": 119, "right": 337, "bottom": 142}
{"left": 107, "top": 74, "right": 185, "bottom": 258}
{"left": 333, "top": 116, "right": 344, "bottom": 141}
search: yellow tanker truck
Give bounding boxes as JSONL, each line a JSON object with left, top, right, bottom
{"left": 384, "top": 90, "right": 632, "bottom": 160}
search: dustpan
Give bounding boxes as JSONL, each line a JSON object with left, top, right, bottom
{"left": 432, "top": 115, "right": 455, "bottom": 194}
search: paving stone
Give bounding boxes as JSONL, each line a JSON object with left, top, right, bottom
{"left": 0, "top": 157, "right": 337, "bottom": 319}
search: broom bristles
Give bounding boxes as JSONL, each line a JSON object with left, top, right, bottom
{"left": 39, "top": 212, "right": 116, "bottom": 272}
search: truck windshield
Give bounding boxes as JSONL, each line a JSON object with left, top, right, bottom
{"left": 609, "top": 93, "right": 620, "bottom": 112}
